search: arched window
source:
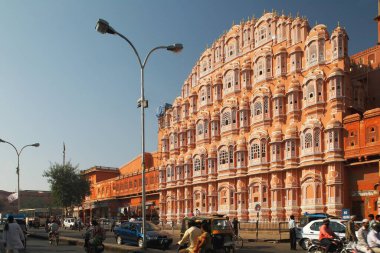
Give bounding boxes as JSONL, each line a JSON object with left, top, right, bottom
{"left": 314, "top": 130, "right": 320, "bottom": 149}
{"left": 194, "top": 158, "right": 201, "bottom": 172}
{"left": 222, "top": 112, "right": 231, "bottom": 126}
{"left": 220, "top": 189, "right": 227, "bottom": 205}
{"left": 251, "top": 144, "right": 260, "bottom": 159}
{"left": 305, "top": 133, "right": 312, "bottom": 148}
{"left": 254, "top": 102, "right": 262, "bottom": 115}
{"left": 309, "top": 42, "right": 317, "bottom": 66}
{"left": 197, "top": 123, "right": 203, "bottom": 135}
{"left": 229, "top": 146, "right": 234, "bottom": 164}
{"left": 219, "top": 150, "right": 228, "bottom": 165}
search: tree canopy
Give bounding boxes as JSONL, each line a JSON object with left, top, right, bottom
{"left": 43, "top": 162, "right": 90, "bottom": 212}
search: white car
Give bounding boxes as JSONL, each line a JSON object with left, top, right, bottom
{"left": 63, "top": 218, "right": 75, "bottom": 229}
{"left": 298, "top": 219, "right": 358, "bottom": 250}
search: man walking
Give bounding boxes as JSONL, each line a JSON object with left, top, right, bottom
{"left": 345, "top": 215, "right": 358, "bottom": 246}
{"left": 289, "top": 215, "right": 297, "bottom": 250}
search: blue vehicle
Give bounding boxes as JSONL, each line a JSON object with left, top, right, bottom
{"left": 113, "top": 221, "right": 172, "bottom": 249}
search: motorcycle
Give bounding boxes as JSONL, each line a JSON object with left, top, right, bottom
{"left": 48, "top": 231, "right": 59, "bottom": 246}
{"left": 308, "top": 238, "right": 354, "bottom": 253}
{"left": 83, "top": 228, "right": 105, "bottom": 253}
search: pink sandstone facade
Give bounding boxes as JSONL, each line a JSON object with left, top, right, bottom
{"left": 156, "top": 12, "right": 352, "bottom": 223}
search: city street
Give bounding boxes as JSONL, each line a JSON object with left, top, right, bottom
{"left": 0, "top": 235, "right": 300, "bottom": 253}
{"left": 9, "top": 228, "right": 301, "bottom": 253}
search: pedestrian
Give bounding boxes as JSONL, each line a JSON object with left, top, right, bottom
{"left": 289, "top": 215, "right": 297, "bottom": 250}
{"left": 376, "top": 214, "right": 380, "bottom": 223}
{"left": 369, "top": 214, "right": 375, "bottom": 230}
{"left": 232, "top": 218, "right": 239, "bottom": 237}
{"left": 345, "top": 215, "right": 358, "bottom": 246}
{"left": 195, "top": 208, "right": 200, "bottom": 216}
{"left": 2, "top": 215, "right": 25, "bottom": 253}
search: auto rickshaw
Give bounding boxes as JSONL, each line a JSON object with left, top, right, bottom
{"left": 180, "top": 215, "right": 236, "bottom": 252}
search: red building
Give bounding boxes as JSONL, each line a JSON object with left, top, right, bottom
{"left": 81, "top": 153, "right": 160, "bottom": 222}
{"left": 343, "top": 109, "right": 380, "bottom": 218}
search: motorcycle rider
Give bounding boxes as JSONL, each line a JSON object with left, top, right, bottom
{"left": 368, "top": 222, "right": 380, "bottom": 253}
{"left": 48, "top": 217, "right": 59, "bottom": 241}
{"left": 85, "top": 220, "right": 106, "bottom": 251}
{"left": 319, "top": 218, "right": 339, "bottom": 252}
{"left": 356, "top": 219, "right": 372, "bottom": 253}
{"left": 177, "top": 220, "right": 201, "bottom": 253}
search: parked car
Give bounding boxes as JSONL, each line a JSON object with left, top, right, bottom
{"left": 298, "top": 219, "right": 360, "bottom": 250}
{"left": 113, "top": 221, "right": 172, "bottom": 249}
{"left": 63, "top": 218, "right": 75, "bottom": 229}
{"left": 99, "top": 218, "right": 113, "bottom": 231}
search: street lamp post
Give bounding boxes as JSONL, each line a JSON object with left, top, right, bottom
{"left": 0, "top": 138, "right": 40, "bottom": 212}
{"left": 95, "top": 18, "right": 183, "bottom": 249}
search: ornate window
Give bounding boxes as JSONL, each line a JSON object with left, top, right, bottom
{"left": 222, "top": 112, "right": 231, "bottom": 126}
{"left": 219, "top": 150, "right": 228, "bottom": 165}
{"left": 258, "top": 26, "right": 267, "bottom": 44}
{"left": 243, "top": 28, "right": 251, "bottom": 47}
{"left": 285, "top": 140, "right": 296, "bottom": 159}
{"left": 329, "top": 76, "right": 343, "bottom": 100}
{"left": 308, "top": 42, "right": 317, "bottom": 66}
{"left": 197, "top": 123, "right": 203, "bottom": 135}
{"left": 220, "top": 188, "right": 227, "bottom": 205}
{"left": 194, "top": 158, "right": 201, "bottom": 172}
{"left": 254, "top": 102, "right": 262, "bottom": 116}
{"left": 305, "top": 133, "right": 312, "bottom": 149}
{"left": 271, "top": 143, "right": 281, "bottom": 162}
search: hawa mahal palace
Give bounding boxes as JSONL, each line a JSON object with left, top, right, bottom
{"left": 81, "top": 9, "right": 380, "bottom": 223}
{"left": 157, "top": 11, "right": 350, "bottom": 223}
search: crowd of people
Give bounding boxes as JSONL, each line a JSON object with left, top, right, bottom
{"left": 288, "top": 214, "right": 380, "bottom": 252}
{"left": 345, "top": 214, "right": 380, "bottom": 253}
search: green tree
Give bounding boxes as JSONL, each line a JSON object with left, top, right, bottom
{"left": 43, "top": 162, "right": 90, "bottom": 214}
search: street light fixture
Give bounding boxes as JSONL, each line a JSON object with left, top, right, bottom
{"left": 95, "top": 18, "right": 183, "bottom": 249}
{"left": 0, "top": 138, "right": 40, "bottom": 212}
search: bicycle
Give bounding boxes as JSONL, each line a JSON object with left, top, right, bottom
{"left": 232, "top": 233, "right": 243, "bottom": 250}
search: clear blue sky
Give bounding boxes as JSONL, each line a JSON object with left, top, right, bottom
{"left": 0, "top": 0, "right": 376, "bottom": 192}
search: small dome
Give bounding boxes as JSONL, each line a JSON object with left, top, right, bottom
{"left": 209, "top": 145, "right": 217, "bottom": 157}
{"left": 274, "top": 84, "right": 285, "bottom": 97}
{"left": 285, "top": 124, "right": 298, "bottom": 139}
{"left": 288, "top": 77, "right": 301, "bottom": 92}
{"left": 239, "top": 95, "right": 249, "bottom": 108}
{"left": 237, "top": 136, "right": 247, "bottom": 151}
{"left": 327, "top": 67, "right": 344, "bottom": 78}
{"left": 271, "top": 125, "right": 283, "bottom": 142}
{"left": 180, "top": 124, "right": 187, "bottom": 132}
{"left": 274, "top": 46, "right": 287, "bottom": 56}
{"left": 308, "top": 24, "right": 329, "bottom": 40}
{"left": 213, "top": 74, "right": 223, "bottom": 85}
{"left": 326, "top": 118, "right": 341, "bottom": 129}
{"left": 185, "top": 154, "right": 192, "bottom": 164}
{"left": 331, "top": 25, "right": 347, "bottom": 37}
{"left": 177, "top": 155, "right": 184, "bottom": 165}
{"left": 187, "top": 120, "right": 195, "bottom": 129}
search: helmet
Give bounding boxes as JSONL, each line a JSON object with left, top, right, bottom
{"left": 372, "top": 222, "right": 380, "bottom": 232}
{"left": 322, "top": 218, "right": 330, "bottom": 225}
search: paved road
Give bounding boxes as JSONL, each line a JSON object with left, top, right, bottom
{"left": 0, "top": 234, "right": 83, "bottom": 253}
{"left": 0, "top": 228, "right": 300, "bottom": 253}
